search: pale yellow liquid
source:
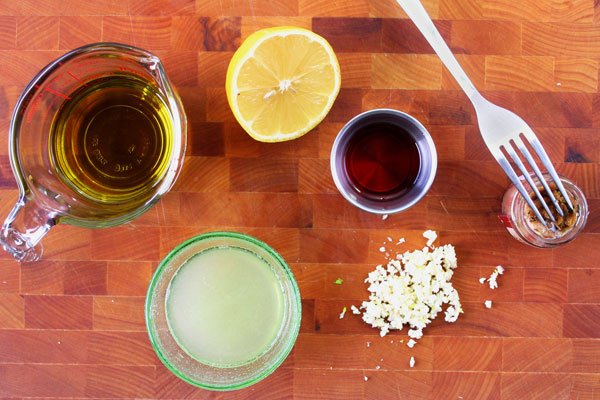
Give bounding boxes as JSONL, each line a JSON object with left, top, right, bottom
{"left": 165, "top": 247, "right": 284, "bottom": 367}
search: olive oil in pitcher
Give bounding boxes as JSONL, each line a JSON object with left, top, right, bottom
{"left": 49, "top": 74, "right": 174, "bottom": 207}
{"left": 1, "top": 43, "right": 186, "bottom": 262}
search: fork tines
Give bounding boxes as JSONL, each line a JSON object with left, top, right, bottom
{"left": 496, "top": 131, "right": 573, "bottom": 229}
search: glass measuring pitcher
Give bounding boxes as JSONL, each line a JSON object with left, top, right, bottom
{"left": 0, "top": 43, "right": 187, "bottom": 262}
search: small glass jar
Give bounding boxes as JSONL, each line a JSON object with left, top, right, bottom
{"left": 499, "top": 174, "right": 588, "bottom": 248}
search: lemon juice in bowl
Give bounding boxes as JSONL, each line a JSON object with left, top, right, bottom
{"left": 146, "top": 232, "right": 301, "bottom": 391}
{"left": 165, "top": 245, "right": 284, "bottom": 367}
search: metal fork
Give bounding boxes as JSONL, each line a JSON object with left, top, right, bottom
{"left": 395, "top": 0, "right": 573, "bottom": 227}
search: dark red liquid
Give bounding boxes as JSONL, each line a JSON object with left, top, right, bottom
{"left": 344, "top": 122, "right": 421, "bottom": 197}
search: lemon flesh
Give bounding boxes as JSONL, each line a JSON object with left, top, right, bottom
{"left": 226, "top": 27, "right": 341, "bottom": 142}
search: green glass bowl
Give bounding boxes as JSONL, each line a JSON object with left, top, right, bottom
{"left": 145, "top": 231, "right": 301, "bottom": 391}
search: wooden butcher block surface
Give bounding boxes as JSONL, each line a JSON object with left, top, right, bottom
{"left": 0, "top": 0, "right": 599, "bottom": 398}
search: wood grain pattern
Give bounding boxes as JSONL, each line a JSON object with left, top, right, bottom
{"left": 42, "top": 225, "right": 93, "bottom": 260}
{"left": 523, "top": 22, "right": 600, "bottom": 57}
{"left": 20, "top": 260, "right": 65, "bottom": 294}
{"left": 0, "top": 364, "right": 87, "bottom": 397}
{"left": 294, "top": 370, "right": 364, "bottom": 400}
{"left": 24, "top": 295, "right": 92, "bottom": 329}
{"left": 106, "top": 261, "right": 153, "bottom": 296}
{"left": 364, "top": 371, "right": 432, "bottom": 400}
{"left": 564, "top": 304, "right": 600, "bottom": 338}
{"left": 0, "top": 293, "right": 24, "bottom": 328}
{"left": 451, "top": 20, "right": 521, "bottom": 55}
{"left": 128, "top": 0, "right": 195, "bottom": 16}
{"left": 0, "top": 0, "right": 599, "bottom": 398}
{"left": 555, "top": 57, "right": 598, "bottom": 93}
{"left": 85, "top": 365, "right": 156, "bottom": 398}
{"left": 481, "top": 0, "right": 594, "bottom": 22}
{"left": 59, "top": 16, "right": 102, "bottom": 49}
{"left": 87, "top": 331, "right": 157, "bottom": 365}
{"left": 568, "top": 269, "right": 600, "bottom": 302}
{"left": 103, "top": 16, "right": 172, "bottom": 50}
{"left": 16, "top": 16, "right": 59, "bottom": 50}
{"left": 432, "top": 372, "right": 501, "bottom": 399}
{"left": 196, "top": 0, "right": 298, "bottom": 17}
{"left": 485, "top": 56, "right": 555, "bottom": 92}
{"left": 381, "top": 19, "right": 451, "bottom": 54}
{"left": 0, "top": 329, "right": 88, "bottom": 364}
{"left": 90, "top": 226, "right": 161, "bottom": 261}
{"left": 299, "top": 0, "right": 368, "bottom": 17}
{"left": 501, "top": 372, "right": 572, "bottom": 400}
{"left": 0, "top": 17, "right": 16, "bottom": 49}
{"left": 433, "top": 337, "right": 502, "bottom": 371}
{"left": 92, "top": 296, "right": 146, "bottom": 331}
{"left": 371, "top": 54, "right": 442, "bottom": 89}
{"left": 502, "top": 338, "right": 572, "bottom": 372}
{"left": 572, "top": 339, "right": 600, "bottom": 373}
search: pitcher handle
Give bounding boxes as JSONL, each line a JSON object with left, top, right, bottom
{"left": 0, "top": 195, "right": 56, "bottom": 262}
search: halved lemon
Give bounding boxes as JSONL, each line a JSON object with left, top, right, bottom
{"left": 226, "top": 26, "right": 341, "bottom": 142}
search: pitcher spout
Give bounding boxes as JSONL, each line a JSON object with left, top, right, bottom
{"left": 0, "top": 195, "right": 56, "bottom": 262}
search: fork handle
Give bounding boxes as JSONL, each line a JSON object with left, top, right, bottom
{"left": 395, "top": 0, "right": 481, "bottom": 101}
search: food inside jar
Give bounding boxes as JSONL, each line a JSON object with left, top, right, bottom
{"left": 525, "top": 186, "right": 578, "bottom": 238}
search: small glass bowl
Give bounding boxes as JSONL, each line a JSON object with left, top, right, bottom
{"left": 145, "top": 231, "right": 301, "bottom": 391}
{"left": 500, "top": 174, "right": 588, "bottom": 248}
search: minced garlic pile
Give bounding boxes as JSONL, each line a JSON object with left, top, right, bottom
{"left": 356, "top": 238, "right": 462, "bottom": 339}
